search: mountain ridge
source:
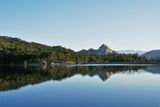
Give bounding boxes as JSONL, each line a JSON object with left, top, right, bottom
{"left": 0, "top": 36, "right": 153, "bottom": 64}
{"left": 118, "top": 50, "right": 147, "bottom": 55}
{"left": 142, "top": 49, "right": 160, "bottom": 59}
{"left": 79, "top": 44, "right": 117, "bottom": 55}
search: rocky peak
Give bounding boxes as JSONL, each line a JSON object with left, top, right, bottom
{"left": 98, "top": 44, "right": 109, "bottom": 51}
{"left": 79, "top": 44, "right": 116, "bottom": 55}
{"left": 97, "top": 44, "right": 113, "bottom": 55}
{"left": 99, "top": 44, "right": 108, "bottom": 49}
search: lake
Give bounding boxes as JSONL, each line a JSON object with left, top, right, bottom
{"left": 0, "top": 65, "right": 160, "bottom": 107}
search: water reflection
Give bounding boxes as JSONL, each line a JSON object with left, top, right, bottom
{"left": 0, "top": 65, "right": 159, "bottom": 91}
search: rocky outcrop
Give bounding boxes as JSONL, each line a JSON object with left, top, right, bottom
{"left": 79, "top": 44, "right": 116, "bottom": 55}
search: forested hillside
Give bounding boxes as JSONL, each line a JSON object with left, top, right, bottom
{"left": 0, "top": 36, "right": 151, "bottom": 65}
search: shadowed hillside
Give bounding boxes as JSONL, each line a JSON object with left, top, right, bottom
{"left": 0, "top": 36, "right": 151, "bottom": 65}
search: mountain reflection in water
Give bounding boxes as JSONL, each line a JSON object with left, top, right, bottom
{"left": 0, "top": 65, "right": 159, "bottom": 91}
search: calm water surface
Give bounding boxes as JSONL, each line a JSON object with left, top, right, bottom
{"left": 0, "top": 65, "right": 160, "bottom": 107}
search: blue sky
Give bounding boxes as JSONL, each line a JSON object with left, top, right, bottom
{"left": 0, "top": 0, "right": 160, "bottom": 51}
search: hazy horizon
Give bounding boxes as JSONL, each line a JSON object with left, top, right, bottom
{"left": 1, "top": 0, "right": 160, "bottom": 51}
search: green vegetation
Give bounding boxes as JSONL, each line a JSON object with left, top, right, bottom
{"left": 0, "top": 36, "right": 77, "bottom": 64}
{"left": 0, "top": 66, "right": 145, "bottom": 91}
{"left": 0, "top": 36, "right": 151, "bottom": 65}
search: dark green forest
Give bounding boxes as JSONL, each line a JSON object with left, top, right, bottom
{"left": 0, "top": 36, "right": 152, "bottom": 65}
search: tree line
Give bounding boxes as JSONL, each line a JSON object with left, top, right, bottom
{"left": 0, "top": 36, "right": 153, "bottom": 65}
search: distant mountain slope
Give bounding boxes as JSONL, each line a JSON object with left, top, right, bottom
{"left": 0, "top": 36, "right": 152, "bottom": 64}
{"left": 142, "top": 50, "right": 160, "bottom": 59}
{"left": 118, "top": 50, "right": 146, "bottom": 55}
{"left": 79, "top": 44, "right": 117, "bottom": 55}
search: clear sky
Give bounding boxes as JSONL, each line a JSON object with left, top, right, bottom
{"left": 0, "top": 0, "right": 160, "bottom": 51}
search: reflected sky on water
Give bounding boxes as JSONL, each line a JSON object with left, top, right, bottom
{"left": 0, "top": 65, "right": 160, "bottom": 107}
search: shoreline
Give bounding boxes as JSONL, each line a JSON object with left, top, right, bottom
{"left": 69, "top": 63, "right": 160, "bottom": 67}
{"left": 0, "top": 63, "right": 160, "bottom": 67}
